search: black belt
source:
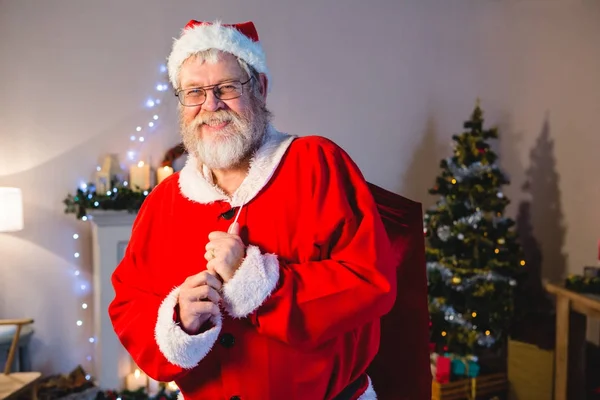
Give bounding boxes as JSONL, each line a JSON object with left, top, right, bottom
{"left": 332, "top": 375, "right": 367, "bottom": 400}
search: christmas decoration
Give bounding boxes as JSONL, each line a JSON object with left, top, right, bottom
{"left": 95, "top": 387, "right": 179, "bottom": 400}
{"left": 565, "top": 274, "right": 600, "bottom": 295}
{"left": 424, "top": 101, "right": 525, "bottom": 360}
{"left": 63, "top": 182, "right": 150, "bottom": 220}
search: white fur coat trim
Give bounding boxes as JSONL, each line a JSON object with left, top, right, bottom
{"left": 167, "top": 20, "right": 270, "bottom": 89}
{"left": 178, "top": 126, "right": 295, "bottom": 206}
{"left": 176, "top": 375, "right": 377, "bottom": 399}
{"left": 154, "top": 286, "right": 222, "bottom": 369}
{"left": 222, "top": 244, "right": 280, "bottom": 318}
{"left": 358, "top": 376, "right": 377, "bottom": 400}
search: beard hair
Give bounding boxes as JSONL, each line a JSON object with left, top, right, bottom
{"left": 180, "top": 96, "right": 271, "bottom": 170}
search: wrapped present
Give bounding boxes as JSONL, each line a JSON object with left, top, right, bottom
{"left": 431, "top": 353, "right": 451, "bottom": 384}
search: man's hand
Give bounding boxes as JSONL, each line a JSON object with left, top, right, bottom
{"left": 178, "top": 271, "right": 222, "bottom": 335}
{"left": 204, "top": 222, "right": 246, "bottom": 283}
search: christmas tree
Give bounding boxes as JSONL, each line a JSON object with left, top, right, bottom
{"left": 424, "top": 101, "right": 525, "bottom": 361}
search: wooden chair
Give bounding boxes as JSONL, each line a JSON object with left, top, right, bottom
{"left": 0, "top": 319, "right": 41, "bottom": 400}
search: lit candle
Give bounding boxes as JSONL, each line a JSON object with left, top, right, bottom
{"left": 125, "top": 368, "right": 148, "bottom": 391}
{"left": 147, "top": 377, "right": 160, "bottom": 396}
{"left": 129, "top": 161, "right": 151, "bottom": 191}
{"left": 156, "top": 166, "right": 174, "bottom": 184}
{"left": 166, "top": 381, "right": 179, "bottom": 394}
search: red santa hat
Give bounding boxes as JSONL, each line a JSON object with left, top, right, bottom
{"left": 167, "top": 20, "right": 270, "bottom": 89}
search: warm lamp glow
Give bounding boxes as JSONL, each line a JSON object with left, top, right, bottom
{"left": 0, "top": 187, "right": 24, "bottom": 232}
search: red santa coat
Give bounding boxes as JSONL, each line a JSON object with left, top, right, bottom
{"left": 109, "top": 127, "right": 397, "bottom": 400}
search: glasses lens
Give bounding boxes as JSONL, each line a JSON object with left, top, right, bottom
{"left": 181, "top": 88, "right": 205, "bottom": 106}
{"left": 215, "top": 82, "right": 243, "bottom": 100}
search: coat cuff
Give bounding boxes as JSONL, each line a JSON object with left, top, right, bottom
{"left": 154, "top": 286, "right": 222, "bottom": 369}
{"left": 222, "top": 245, "right": 279, "bottom": 318}
{"left": 357, "top": 376, "right": 377, "bottom": 400}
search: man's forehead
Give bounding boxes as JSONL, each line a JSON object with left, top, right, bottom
{"left": 180, "top": 52, "right": 244, "bottom": 87}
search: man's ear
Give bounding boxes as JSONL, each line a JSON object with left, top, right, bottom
{"left": 258, "top": 73, "right": 268, "bottom": 101}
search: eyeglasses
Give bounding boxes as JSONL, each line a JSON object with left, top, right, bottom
{"left": 175, "top": 77, "right": 253, "bottom": 107}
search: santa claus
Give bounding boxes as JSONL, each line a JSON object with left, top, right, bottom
{"left": 109, "top": 19, "right": 429, "bottom": 400}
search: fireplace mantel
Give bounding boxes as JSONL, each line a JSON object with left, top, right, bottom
{"left": 89, "top": 210, "right": 137, "bottom": 390}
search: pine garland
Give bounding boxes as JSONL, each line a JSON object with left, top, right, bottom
{"left": 96, "top": 387, "right": 179, "bottom": 400}
{"left": 63, "top": 183, "right": 151, "bottom": 220}
{"left": 565, "top": 275, "right": 600, "bottom": 295}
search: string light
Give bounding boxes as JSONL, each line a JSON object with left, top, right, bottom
{"left": 69, "top": 62, "right": 169, "bottom": 383}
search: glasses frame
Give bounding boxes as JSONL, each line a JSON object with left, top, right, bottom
{"left": 175, "top": 77, "right": 253, "bottom": 107}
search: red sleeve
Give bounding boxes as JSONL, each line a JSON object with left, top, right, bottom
{"left": 108, "top": 190, "right": 222, "bottom": 382}
{"left": 222, "top": 138, "right": 397, "bottom": 349}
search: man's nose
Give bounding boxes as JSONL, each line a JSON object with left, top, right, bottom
{"left": 202, "top": 89, "right": 222, "bottom": 112}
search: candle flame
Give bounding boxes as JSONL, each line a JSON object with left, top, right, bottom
{"left": 134, "top": 369, "right": 141, "bottom": 378}
{"left": 137, "top": 161, "right": 145, "bottom": 167}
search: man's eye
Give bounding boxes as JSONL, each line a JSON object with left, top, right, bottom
{"left": 218, "top": 85, "right": 237, "bottom": 93}
{"left": 186, "top": 89, "right": 203, "bottom": 97}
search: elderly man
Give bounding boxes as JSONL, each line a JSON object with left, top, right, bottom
{"left": 109, "top": 20, "right": 397, "bottom": 400}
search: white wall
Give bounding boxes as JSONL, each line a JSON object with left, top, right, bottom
{"left": 1, "top": 0, "right": 599, "bottom": 377}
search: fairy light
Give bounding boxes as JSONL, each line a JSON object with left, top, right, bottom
{"left": 70, "top": 63, "right": 168, "bottom": 384}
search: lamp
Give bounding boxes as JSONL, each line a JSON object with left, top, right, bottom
{"left": 0, "top": 187, "right": 24, "bottom": 232}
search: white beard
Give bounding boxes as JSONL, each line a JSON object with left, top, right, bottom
{"left": 180, "top": 101, "right": 269, "bottom": 170}
{"left": 195, "top": 127, "right": 253, "bottom": 170}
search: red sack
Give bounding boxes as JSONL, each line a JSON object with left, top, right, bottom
{"left": 367, "top": 183, "right": 432, "bottom": 400}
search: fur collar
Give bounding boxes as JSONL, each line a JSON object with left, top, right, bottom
{"left": 178, "top": 126, "right": 296, "bottom": 206}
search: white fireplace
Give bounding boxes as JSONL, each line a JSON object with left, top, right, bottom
{"left": 89, "top": 210, "right": 137, "bottom": 390}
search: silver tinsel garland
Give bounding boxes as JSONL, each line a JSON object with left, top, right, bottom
{"left": 426, "top": 262, "right": 517, "bottom": 292}
{"left": 430, "top": 298, "right": 497, "bottom": 348}
{"left": 446, "top": 158, "right": 496, "bottom": 182}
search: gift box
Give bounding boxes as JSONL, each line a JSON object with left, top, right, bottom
{"left": 432, "top": 372, "right": 507, "bottom": 400}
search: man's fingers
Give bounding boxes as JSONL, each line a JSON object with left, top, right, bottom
{"left": 228, "top": 222, "right": 240, "bottom": 235}
{"left": 190, "top": 301, "right": 220, "bottom": 317}
{"left": 187, "top": 285, "right": 221, "bottom": 304}
{"left": 184, "top": 270, "right": 222, "bottom": 291}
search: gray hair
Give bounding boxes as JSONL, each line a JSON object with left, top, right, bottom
{"left": 177, "top": 49, "right": 263, "bottom": 98}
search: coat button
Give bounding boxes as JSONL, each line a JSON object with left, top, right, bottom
{"left": 230, "top": 397, "right": 241, "bottom": 400}
{"left": 221, "top": 208, "right": 236, "bottom": 220}
{"left": 219, "top": 333, "right": 235, "bottom": 348}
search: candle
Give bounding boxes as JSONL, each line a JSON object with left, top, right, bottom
{"left": 129, "top": 161, "right": 151, "bottom": 191}
{"left": 125, "top": 368, "right": 148, "bottom": 391}
{"left": 147, "top": 377, "right": 160, "bottom": 396}
{"left": 166, "top": 381, "right": 179, "bottom": 394}
{"left": 157, "top": 166, "right": 174, "bottom": 184}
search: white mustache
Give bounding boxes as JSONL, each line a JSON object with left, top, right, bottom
{"left": 196, "top": 112, "right": 235, "bottom": 127}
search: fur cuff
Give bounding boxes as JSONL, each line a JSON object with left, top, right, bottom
{"left": 222, "top": 245, "right": 279, "bottom": 318}
{"left": 357, "top": 376, "right": 377, "bottom": 400}
{"left": 155, "top": 286, "right": 222, "bottom": 369}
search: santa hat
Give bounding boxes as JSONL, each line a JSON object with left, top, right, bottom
{"left": 167, "top": 20, "right": 270, "bottom": 89}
